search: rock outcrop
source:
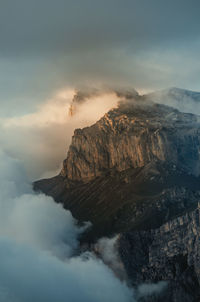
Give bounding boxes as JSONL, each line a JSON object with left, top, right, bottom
{"left": 63, "top": 100, "right": 200, "bottom": 181}
{"left": 118, "top": 203, "right": 200, "bottom": 301}
{"left": 34, "top": 96, "right": 200, "bottom": 241}
{"left": 34, "top": 90, "right": 200, "bottom": 301}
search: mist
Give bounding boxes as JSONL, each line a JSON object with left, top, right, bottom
{"left": 1, "top": 85, "right": 199, "bottom": 181}
{"left": 0, "top": 90, "right": 135, "bottom": 300}
{"left": 145, "top": 87, "right": 200, "bottom": 115}
{"left": 0, "top": 148, "right": 135, "bottom": 302}
{"left": 0, "top": 89, "right": 172, "bottom": 301}
{"left": 0, "top": 89, "right": 119, "bottom": 180}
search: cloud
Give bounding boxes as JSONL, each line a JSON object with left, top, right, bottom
{"left": 1, "top": 0, "right": 199, "bottom": 57}
{"left": 95, "top": 236, "right": 168, "bottom": 300}
{"left": 136, "top": 281, "right": 168, "bottom": 299}
{"left": 0, "top": 90, "right": 119, "bottom": 179}
{"left": 0, "top": 239, "right": 133, "bottom": 302}
{"left": 0, "top": 0, "right": 200, "bottom": 117}
{"left": 95, "top": 236, "right": 128, "bottom": 281}
{"left": 145, "top": 87, "right": 200, "bottom": 115}
{"left": 0, "top": 149, "right": 87, "bottom": 258}
{"left": 0, "top": 149, "right": 134, "bottom": 302}
{"left": 0, "top": 92, "right": 172, "bottom": 302}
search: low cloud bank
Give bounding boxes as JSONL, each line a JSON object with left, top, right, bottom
{"left": 0, "top": 239, "right": 133, "bottom": 302}
{"left": 0, "top": 150, "right": 134, "bottom": 302}
{"left": 0, "top": 90, "right": 171, "bottom": 302}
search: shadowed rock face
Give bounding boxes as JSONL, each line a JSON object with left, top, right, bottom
{"left": 34, "top": 160, "right": 200, "bottom": 242}
{"left": 118, "top": 204, "right": 200, "bottom": 301}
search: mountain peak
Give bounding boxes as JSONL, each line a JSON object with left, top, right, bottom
{"left": 34, "top": 102, "right": 200, "bottom": 249}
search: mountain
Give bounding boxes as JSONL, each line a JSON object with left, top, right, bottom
{"left": 34, "top": 89, "right": 200, "bottom": 300}
{"left": 34, "top": 93, "right": 200, "bottom": 238}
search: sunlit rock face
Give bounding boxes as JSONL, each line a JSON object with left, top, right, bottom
{"left": 34, "top": 93, "right": 200, "bottom": 241}
{"left": 62, "top": 99, "right": 200, "bottom": 181}
{"left": 34, "top": 89, "right": 200, "bottom": 301}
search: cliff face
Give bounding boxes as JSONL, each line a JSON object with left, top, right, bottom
{"left": 34, "top": 92, "right": 200, "bottom": 301}
{"left": 118, "top": 204, "right": 200, "bottom": 301}
{"left": 61, "top": 101, "right": 200, "bottom": 181}
{"left": 34, "top": 97, "right": 200, "bottom": 241}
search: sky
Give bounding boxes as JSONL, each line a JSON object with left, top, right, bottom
{"left": 0, "top": 0, "right": 200, "bottom": 117}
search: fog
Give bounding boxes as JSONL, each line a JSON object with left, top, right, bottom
{"left": 0, "top": 149, "right": 134, "bottom": 302}
{"left": 1, "top": 85, "right": 199, "bottom": 181}
{"left": 0, "top": 91, "right": 136, "bottom": 301}
{"left": 0, "top": 90, "right": 119, "bottom": 180}
{"left": 145, "top": 87, "right": 200, "bottom": 115}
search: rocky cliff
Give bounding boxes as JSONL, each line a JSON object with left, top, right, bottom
{"left": 34, "top": 90, "right": 200, "bottom": 301}
{"left": 118, "top": 203, "right": 200, "bottom": 301}
{"left": 62, "top": 100, "right": 200, "bottom": 181}
{"left": 34, "top": 95, "right": 200, "bottom": 240}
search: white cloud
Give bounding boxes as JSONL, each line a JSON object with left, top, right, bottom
{"left": 0, "top": 150, "right": 133, "bottom": 302}
{"left": 95, "top": 236, "right": 128, "bottom": 281}
{"left": 0, "top": 90, "right": 119, "bottom": 180}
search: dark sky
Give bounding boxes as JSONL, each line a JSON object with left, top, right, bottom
{"left": 1, "top": 0, "right": 200, "bottom": 116}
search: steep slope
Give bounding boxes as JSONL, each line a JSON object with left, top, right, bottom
{"left": 34, "top": 97, "right": 200, "bottom": 241}
{"left": 118, "top": 203, "right": 200, "bottom": 301}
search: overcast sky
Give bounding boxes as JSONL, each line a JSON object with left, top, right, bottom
{"left": 1, "top": 0, "right": 200, "bottom": 116}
